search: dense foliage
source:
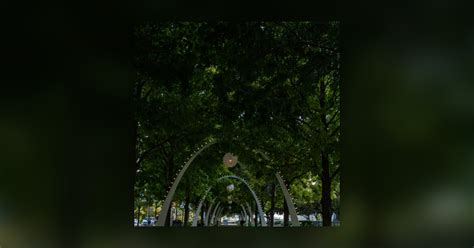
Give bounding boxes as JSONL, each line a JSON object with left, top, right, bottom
{"left": 132, "top": 21, "right": 340, "bottom": 227}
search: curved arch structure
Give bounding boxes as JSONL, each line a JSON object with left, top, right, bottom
{"left": 192, "top": 175, "right": 267, "bottom": 227}
{"left": 204, "top": 197, "right": 216, "bottom": 226}
{"left": 216, "top": 207, "right": 224, "bottom": 225}
{"left": 252, "top": 150, "right": 300, "bottom": 226}
{"left": 157, "top": 140, "right": 217, "bottom": 226}
{"left": 275, "top": 173, "right": 300, "bottom": 226}
{"left": 210, "top": 202, "right": 221, "bottom": 225}
{"left": 245, "top": 202, "right": 254, "bottom": 225}
{"left": 217, "top": 175, "right": 267, "bottom": 226}
{"left": 191, "top": 187, "right": 212, "bottom": 226}
{"left": 240, "top": 204, "right": 248, "bottom": 225}
{"left": 156, "top": 138, "right": 297, "bottom": 227}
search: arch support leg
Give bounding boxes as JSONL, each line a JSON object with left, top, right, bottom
{"left": 157, "top": 140, "right": 216, "bottom": 226}
{"left": 275, "top": 173, "right": 300, "bottom": 227}
{"left": 192, "top": 187, "right": 212, "bottom": 226}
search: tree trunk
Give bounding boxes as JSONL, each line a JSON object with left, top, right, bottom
{"left": 320, "top": 151, "right": 332, "bottom": 226}
{"left": 137, "top": 205, "right": 141, "bottom": 225}
{"left": 132, "top": 80, "right": 145, "bottom": 226}
{"left": 254, "top": 202, "right": 258, "bottom": 227}
{"left": 270, "top": 183, "right": 276, "bottom": 227}
{"left": 248, "top": 210, "right": 251, "bottom": 225}
{"left": 184, "top": 187, "right": 190, "bottom": 226}
{"left": 200, "top": 202, "right": 205, "bottom": 226}
{"left": 164, "top": 151, "right": 174, "bottom": 227}
{"left": 175, "top": 206, "right": 178, "bottom": 223}
{"left": 283, "top": 198, "right": 289, "bottom": 227}
{"left": 319, "top": 78, "right": 332, "bottom": 227}
{"left": 132, "top": 117, "right": 140, "bottom": 227}
{"left": 165, "top": 205, "right": 172, "bottom": 227}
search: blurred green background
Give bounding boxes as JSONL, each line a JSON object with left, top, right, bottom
{"left": 1, "top": 2, "right": 473, "bottom": 248}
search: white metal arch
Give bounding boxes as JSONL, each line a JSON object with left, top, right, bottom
{"left": 191, "top": 174, "right": 267, "bottom": 226}
{"left": 209, "top": 202, "right": 221, "bottom": 225}
{"left": 217, "top": 175, "right": 267, "bottom": 226}
{"left": 156, "top": 138, "right": 298, "bottom": 227}
{"left": 204, "top": 197, "right": 216, "bottom": 226}
{"left": 156, "top": 139, "right": 216, "bottom": 226}
{"left": 240, "top": 204, "right": 248, "bottom": 225}
{"left": 191, "top": 187, "right": 212, "bottom": 227}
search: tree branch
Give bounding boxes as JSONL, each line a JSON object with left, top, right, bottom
{"left": 289, "top": 79, "right": 315, "bottom": 116}
{"left": 142, "top": 87, "right": 153, "bottom": 101}
{"left": 288, "top": 170, "right": 310, "bottom": 184}
{"left": 295, "top": 118, "right": 315, "bottom": 133}
{"left": 331, "top": 166, "right": 340, "bottom": 181}
{"left": 329, "top": 125, "right": 340, "bottom": 137}
{"left": 276, "top": 22, "right": 338, "bottom": 54}
{"left": 327, "top": 110, "right": 340, "bottom": 126}
{"left": 136, "top": 140, "right": 167, "bottom": 165}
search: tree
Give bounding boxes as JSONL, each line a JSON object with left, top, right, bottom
{"left": 132, "top": 21, "right": 340, "bottom": 227}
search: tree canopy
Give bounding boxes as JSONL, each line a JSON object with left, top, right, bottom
{"left": 132, "top": 21, "right": 340, "bottom": 227}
